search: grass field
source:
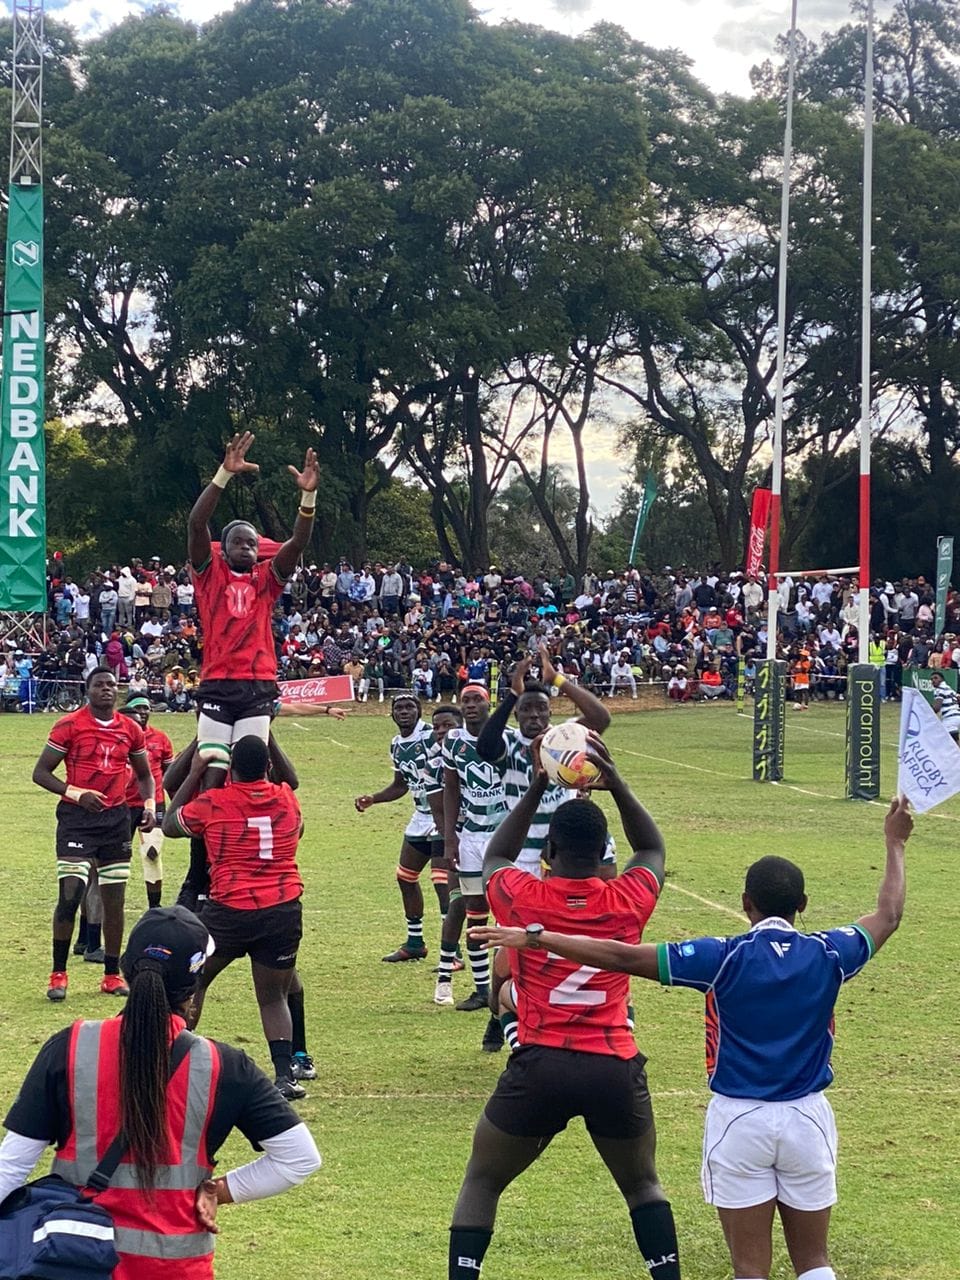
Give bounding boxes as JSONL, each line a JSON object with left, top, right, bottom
{"left": 1, "top": 698, "right": 957, "bottom": 1279}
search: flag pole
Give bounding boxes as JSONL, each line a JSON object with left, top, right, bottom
{"left": 857, "top": 0, "right": 875, "bottom": 661}
{"left": 764, "top": 0, "right": 798, "bottom": 660}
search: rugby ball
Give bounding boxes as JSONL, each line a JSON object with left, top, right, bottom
{"left": 540, "top": 721, "right": 601, "bottom": 789}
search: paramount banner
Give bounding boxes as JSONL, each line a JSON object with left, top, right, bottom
{"left": 845, "top": 663, "right": 881, "bottom": 800}
{"left": 0, "top": 183, "right": 46, "bottom": 611}
{"left": 278, "top": 675, "right": 354, "bottom": 707}
{"left": 745, "top": 487, "right": 772, "bottom": 579}
{"left": 935, "top": 535, "right": 953, "bottom": 638}
{"left": 752, "top": 658, "right": 786, "bottom": 782}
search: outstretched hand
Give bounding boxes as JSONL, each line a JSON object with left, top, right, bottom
{"left": 583, "top": 731, "right": 620, "bottom": 791}
{"left": 510, "top": 654, "right": 534, "bottom": 698}
{"left": 223, "top": 431, "right": 259, "bottom": 475}
{"left": 288, "top": 447, "right": 319, "bottom": 493}
{"left": 538, "top": 643, "right": 557, "bottom": 686}
{"left": 468, "top": 925, "right": 529, "bottom": 951}
{"left": 885, "top": 796, "right": 913, "bottom": 844}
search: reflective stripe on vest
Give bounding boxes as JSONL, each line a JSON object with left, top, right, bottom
{"left": 51, "top": 1020, "right": 216, "bottom": 1259}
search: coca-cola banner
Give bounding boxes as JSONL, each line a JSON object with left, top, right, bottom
{"left": 278, "top": 675, "right": 355, "bottom": 706}
{"left": 746, "top": 487, "right": 772, "bottom": 578}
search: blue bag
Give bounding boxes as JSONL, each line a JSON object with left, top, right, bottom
{"left": 0, "top": 1174, "right": 118, "bottom": 1279}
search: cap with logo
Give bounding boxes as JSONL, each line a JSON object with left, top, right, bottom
{"left": 121, "top": 905, "right": 215, "bottom": 1003}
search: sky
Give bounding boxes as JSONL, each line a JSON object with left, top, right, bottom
{"left": 23, "top": 0, "right": 890, "bottom": 519}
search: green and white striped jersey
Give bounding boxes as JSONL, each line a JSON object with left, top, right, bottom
{"left": 390, "top": 720, "right": 441, "bottom": 817}
{"left": 442, "top": 727, "right": 507, "bottom": 833}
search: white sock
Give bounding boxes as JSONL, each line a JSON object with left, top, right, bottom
{"left": 798, "top": 1269, "right": 836, "bottom": 1280}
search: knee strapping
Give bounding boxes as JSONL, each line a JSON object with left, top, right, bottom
{"left": 430, "top": 866, "right": 448, "bottom": 885}
{"left": 448, "top": 887, "right": 462, "bottom": 905}
{"left": 396, "top": 864, "right": 421, "bottom": 884}
{"left": 140, "top": 845, "right": 164, "bottom": 883}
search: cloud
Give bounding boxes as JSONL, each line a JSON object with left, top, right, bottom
{"left": 548, "top": 0, "right": 595, "bottom": 14}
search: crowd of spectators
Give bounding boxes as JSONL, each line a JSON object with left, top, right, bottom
{"left": 1, "top": 552, "right": 956, "bottom": 713}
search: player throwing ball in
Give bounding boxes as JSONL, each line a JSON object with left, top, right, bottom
{"left": 32, "top": 669, "right": 156, "bottom": 1001}
{"left": 449, "top": 737, "right": 680, "bottom": 1280}
{"left": 474, "top": 799, "right": 912, "bottom": 1280}
{"left": 189, "top": 430, "right": 319, "bottom": 767}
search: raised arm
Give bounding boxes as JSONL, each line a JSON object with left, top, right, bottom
{"left": 586, "top": 736, "right": 665, "bottom": 884}
{"left": 268, "top": 731, "right": 299, "bottom": 790}
{"left": 272, "top": 448, "right": 319, "bottom": 581}
{"left": 475, "top": 656, "right": 533, "bottom": 762}
{"left": 468, "top": 924, "right": 660, "bottom": 981}
{"left": 539, "top": 643, "right": 610, "bottom": 732}
{"left": 482, "top": 773, "right": 548, "bottom": 885}
{"left": 188, "top": 432, "right": 260, "bottom": 570}
{"left": 162, "top": 750, "right": 208, "bottom": 838}
{"left": 857, "top": 797, "right": 910, "bottom": 952}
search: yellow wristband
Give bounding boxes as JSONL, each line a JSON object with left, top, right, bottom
{"left": 144, "top": 799, "right": 157, "bottom": 814}
{"left": 552, "top": 674, "right": 565, "bottom": 689}
{"left": 65, "top": 785, "right": 85, "bottom": 803}
{"left": 298, "top": 489, "right": 317, "bottom": 510}
{"left": 211, "top": 465, "right": 232, "bottom": 489}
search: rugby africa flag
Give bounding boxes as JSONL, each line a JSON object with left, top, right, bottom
{"left": 897, "top": 686, "right": 960, "bottom": 813}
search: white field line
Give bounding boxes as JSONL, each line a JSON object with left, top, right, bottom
{"left": 305, "top": 1085, "right": 960, "bottom": 1101}
{"left": 663, "top": 881, "right": 744, "bottom": 921}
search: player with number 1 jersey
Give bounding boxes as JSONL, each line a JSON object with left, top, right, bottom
{"left": 163, "top": 735, "right": 306, "bottom": 1099}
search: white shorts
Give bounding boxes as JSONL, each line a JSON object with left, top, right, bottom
{"left": 404, "top": 810, "right": 437, "bottom": 842}
{"left": 457, "top": 829, "right": 492, "bottom": 874}
{"left": 701, "top": 1092, "right": 838, "bottom": 1211}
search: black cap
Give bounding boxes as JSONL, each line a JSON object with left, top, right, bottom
{"left": 121, "top": 906, "right": 215, "bottom": 1002}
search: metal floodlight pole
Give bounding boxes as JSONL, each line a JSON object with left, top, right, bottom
{"left": 857, "top": 0, "right": 875, "bottom": 662}
{"left": 765, "top": 0, "right": 799, "bottom": 661}
{"left": 10, "top": 1, "right": 44, "bottom": 188}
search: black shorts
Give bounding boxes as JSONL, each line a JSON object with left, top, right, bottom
{"left": 405, "top": 836, "right": 446, "bottom": 860}
{"left": 55, "top": 802, "right": 132, "bottom": 863}
{"left": 484, "top": 1045, "right": 654, "bottom": 1140}
{"left": 201, "top": 898, "right": 302, "bottom": 969}
{"left": 195, "top": 679, "right": 278, "bottom": 727}
{"left": 128, "top": 806, "right": 166, "bottom": 831}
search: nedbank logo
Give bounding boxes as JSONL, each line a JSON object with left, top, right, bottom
{"left": 11, "top": 240, "right": 39, "bottom": 268}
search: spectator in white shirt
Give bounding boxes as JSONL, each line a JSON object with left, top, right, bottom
{"left": 609, "top": 653, "right": 637, "bottom": 699}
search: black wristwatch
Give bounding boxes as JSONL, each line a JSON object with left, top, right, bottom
{"left": 525, "top": 923, "right": 545, "bottom": 948}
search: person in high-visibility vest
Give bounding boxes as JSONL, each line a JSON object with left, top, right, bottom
{"left": 0, "top": 906, "right": 321, "bottom": 1278}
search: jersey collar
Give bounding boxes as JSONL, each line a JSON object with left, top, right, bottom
{"left": 750, "top": 915, "right": 797, "bottom": 934}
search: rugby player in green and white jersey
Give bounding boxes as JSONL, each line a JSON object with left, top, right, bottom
{"left": 476, "top": 644, "right": 614, "bottom": 880}
{"left": 355, "top": 693, "right": 452, "bottom": 962}
{"left": 472, "top": 644, "right": 613, "bottom": 1050}
{"left": 438, "top": 685, "right": 508, "bottom": 1014}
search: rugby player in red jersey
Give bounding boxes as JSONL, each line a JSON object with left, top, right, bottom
{"left": 448, "top": 737, "right": 680, "bottom": 1280}
{"left": 32, "top": 668, "right": 157, "bottom": 1002}
{"left": 188, "top": 430, "right": 319, "bottom": 765}
{"left": 163, "top": 735, "right": 307, "bottom": 1100}
{"left": 120, "top": 695, "right": 174, "bottom": 908}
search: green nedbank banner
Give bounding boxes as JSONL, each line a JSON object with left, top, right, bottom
{"left": 0, "top": 183, "right": 46, "bottom": 611}
{"left": 935, "top": 536, "right": 953, "bottom": 638}
{"left": 905, "top": 666, "right": 958, "bottom": 707}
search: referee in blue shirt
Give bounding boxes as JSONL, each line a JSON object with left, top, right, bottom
{"left": 470, "top": 797, "right": 911, "bottom": 1280}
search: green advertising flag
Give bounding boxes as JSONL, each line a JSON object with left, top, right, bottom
{"left": 935, "top": 536, "right": 953, "bottom": 638}
{"left": 0, "top": 183, "right": 46, "bottom": 612}
{"left": 628, "top": 469, "right": 658, "bottom": 565}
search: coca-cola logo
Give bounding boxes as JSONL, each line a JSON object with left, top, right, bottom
{"left": 281, "top": 679, "right": 328, "bottom": 702}
{"left": 746, "top": 524, "right": 766, "bottom": 576}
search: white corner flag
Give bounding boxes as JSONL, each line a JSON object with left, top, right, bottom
{"left": 897, "top": 686, "right": 960, "bottom": 813}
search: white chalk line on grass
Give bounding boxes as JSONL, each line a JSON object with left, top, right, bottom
{"left": 664, "top": 881, "right": 743, "bottom": 921}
